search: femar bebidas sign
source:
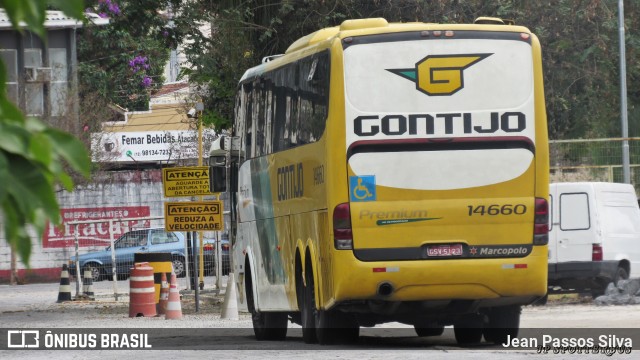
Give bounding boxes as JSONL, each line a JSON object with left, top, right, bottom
{"left": 91, "top": 130, "right": 216, "bottom": 163}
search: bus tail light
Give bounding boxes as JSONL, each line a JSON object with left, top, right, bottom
{"left": 592, "top": 244, "right": 603, "bottom": 261}
{"left": 333, "top": 203, "right": 353, "bottom": 250}
{"left": 533, "top": 197, "right": 549, "bottom": 245}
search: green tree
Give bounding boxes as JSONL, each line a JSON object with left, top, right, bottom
{"left": 77, "top": 1, "right": 181, "bottom": 112}
{"left": 184, "top": 0, "right": 639, "bottom": 140}
{"left": 0, "top": 0, "right": 90, "bottom": 265}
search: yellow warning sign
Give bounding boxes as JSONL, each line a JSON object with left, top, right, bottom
{"left": 164, "top": 201, "right": 224, "bottom": 232}
{"left": 162, "top": 166, "right": 213, "bottom": 198}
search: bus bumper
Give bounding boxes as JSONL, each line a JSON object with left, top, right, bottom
{"left": 330, "top": 245, "right": 548, "bottom": 307}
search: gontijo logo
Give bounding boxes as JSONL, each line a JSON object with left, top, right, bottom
{"left": 387, "top": 53, "right": 492, "bottom": 96}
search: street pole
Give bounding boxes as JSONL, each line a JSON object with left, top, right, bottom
{"left": 196, "top": 101, "right": 205, "bottom": 289}
{"left": 618, "top": 0, "right": 630, "bottom": 184}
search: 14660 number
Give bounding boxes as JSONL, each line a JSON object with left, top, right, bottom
{"left": 467, "top": 204, "right": 526, "bottom": 216}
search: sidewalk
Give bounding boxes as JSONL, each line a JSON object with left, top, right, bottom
{"left": 0, "top": 275, "right": 230, "bottom": 313}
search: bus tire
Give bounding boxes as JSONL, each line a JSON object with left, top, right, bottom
{"left": 482, "top": 305, "right": 521, "bottom": 345}
{"left": 301, "top": 261, "right": 317, "bottom": 344}
{"left": 315, "top": 309, "right": 360, "bottom": 345}
{"left": 252, "top": 312, "right": 288, "bottom": 341}
{"left": 454, "top": 313, "right": 484, "bottom": 345}
{"left": 414, "top": 325, "right": 445, "bottom": 337}
{"left": 246, "top": 262, "right": 287, "bottom": 341}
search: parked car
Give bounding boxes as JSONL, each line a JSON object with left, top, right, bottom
{"left": 548, "top": 182, "right": 640, "bottom": 296}
{"left": 203, "top": 235, "right": 230, "bottom": 276}
{"left": 69, "top": 228, "right": 216, "bottom": 281}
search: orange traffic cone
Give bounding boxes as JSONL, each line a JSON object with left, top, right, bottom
{"left": 165, "top": 273, "right": 182, "bottom": 320}
{"left": 157, "top": 272, "right": 169, "bottom": 315}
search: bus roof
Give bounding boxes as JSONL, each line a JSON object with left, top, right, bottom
{"left": 239, "top": 17, "right": 532, "bottom": 82}
{"left": 285, "top": 17, "right": 532, "bottom": 54}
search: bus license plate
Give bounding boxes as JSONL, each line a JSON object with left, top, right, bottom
{"left": 427, "top": 244, "right": 463, "bottom": 257}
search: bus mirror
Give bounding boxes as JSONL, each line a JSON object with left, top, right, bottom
{"left": 210, "top": 164, "right": 226, "bottom": 192}
{"left": 210, "top": 156, "right": 226, "bottom": 166}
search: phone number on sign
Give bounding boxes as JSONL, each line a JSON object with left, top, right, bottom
{"left": 140, "top": 149, "right": 172, "bottom": 156}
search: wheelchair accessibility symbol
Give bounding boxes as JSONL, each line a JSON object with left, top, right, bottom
{"left": 350, "top": 175, "right": 376, "bottom": 202}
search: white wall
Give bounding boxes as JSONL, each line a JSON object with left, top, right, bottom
{"left": 0, "top": 170, "right": 165, "bottom": 282}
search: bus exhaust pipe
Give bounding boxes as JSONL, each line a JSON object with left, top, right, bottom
{"left": 377, "top": 282, "right": 394, "bottom": 296}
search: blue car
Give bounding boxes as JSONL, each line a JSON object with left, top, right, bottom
{"left": 69, "top": 228, "right": 215, "bottom": 281}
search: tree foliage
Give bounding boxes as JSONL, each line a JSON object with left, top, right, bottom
{"left": 184, "top": 0, "right": 639, "bottom": 139}
{"left": 0, "top": 0, "right": 90, "bottom": 265}
{"left": 77, "top": 1, "right": 183, "bottom": 113}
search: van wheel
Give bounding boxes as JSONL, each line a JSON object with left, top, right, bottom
{"left": 483, "top": 305, "right": 521, "bottom": 345}
{"left": 614, "top": 266, "right": 629, "bottom": 285}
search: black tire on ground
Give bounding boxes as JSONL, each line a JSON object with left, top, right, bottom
{"left": 414, "top": 325, "right": 445, "bottom": 337}
{"left": 82, "top": 264, "right": 103, "bottom": 282}
{"left": 592, "top": 266, "right": 629, "bottom": 298}
{"left": 172, "top": 257, "right": 186, "bottom": 278}
{"left": 301, "top": 262, "right": 317, "bottom": 344}
{"left": 614, "top": 266, "right": 629, "bottom": 285}
{"left": 315, "top": 308, "right": 360, "bottom": 345}
{"left": 245, "top": 262, "right": 288, "bottom": 341}
{"left": 482, "top": 305, "right": 521, "bottom": 345}
{"left": 454, "top": 314, "right": 484, "bottom": 345}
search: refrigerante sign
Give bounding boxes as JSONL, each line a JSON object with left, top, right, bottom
{"left": 43, "top": 206, "right": 151, "bottom": 248}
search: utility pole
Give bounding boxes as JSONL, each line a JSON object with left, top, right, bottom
{"left": 618, "top": 0, "right": 630, "bottom": 184}
{"left": 196, "top": 101, "right": 205, "bottom": 290}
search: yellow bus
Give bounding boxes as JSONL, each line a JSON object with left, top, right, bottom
{"left": 210, "top": 17, "right": 549, "bottom": 345}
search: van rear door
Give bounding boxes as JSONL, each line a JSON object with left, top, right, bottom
{"left": 555, "top": 185, "right": 595, "bottom": 263}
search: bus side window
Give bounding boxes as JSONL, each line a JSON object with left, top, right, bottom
{"left": 243, "top": 83, "right": 253, "bottom": 159}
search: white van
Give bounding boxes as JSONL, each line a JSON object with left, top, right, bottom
{"left": 548, "top": 182, "right": 640, "bottom": 295}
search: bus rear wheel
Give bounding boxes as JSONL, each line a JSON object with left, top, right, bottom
{"left": 301, "top": 263, "right": 317, "bottom": 344}
{"left": 453, "top": 313, "right": 484, "bottom": 345}
{"left": 251, "top": 311, "right": 288, "bottom": 341}
{"left": 482, "top": 305, "right": 521, "bottom": 345}
{"left": 315, "top": 309, "right": 360, "bottom": 345}
{"left": 414, "top": 325, "right": 445, "bottom": 337}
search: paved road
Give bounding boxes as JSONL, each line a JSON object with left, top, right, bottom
{"left": 1, "top": 281, "right": 639, "bottom": 358}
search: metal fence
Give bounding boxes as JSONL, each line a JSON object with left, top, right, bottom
{"left": 67, "top": 216, "right": 229, "bottom": 300}
{"left": 550, "top": 138, "right": 640, "bottom": 194}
